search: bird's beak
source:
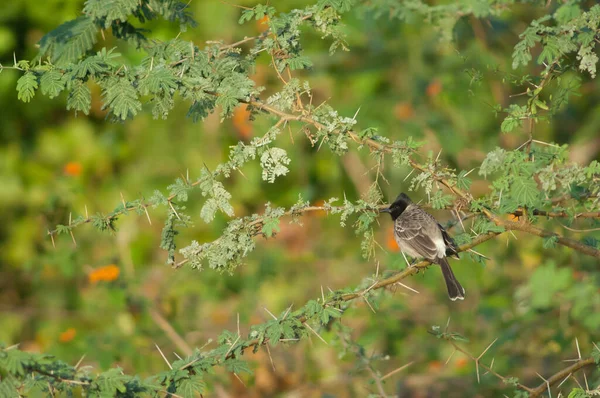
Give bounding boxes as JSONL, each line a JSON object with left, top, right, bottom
{"left": 379, "top": 207, "right": 391, "bottom": 214}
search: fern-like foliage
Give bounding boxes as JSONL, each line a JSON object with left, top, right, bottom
{"left": 36, "top": 17, "right": 98, "bottom": 65}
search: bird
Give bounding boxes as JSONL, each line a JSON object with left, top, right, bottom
{"left": 380, "top": 193, "right": 465, "bottom": 301}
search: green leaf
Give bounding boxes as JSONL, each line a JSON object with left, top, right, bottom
{"left": 73, "top": 54, "right": 110, "bottom": 78}
{"left": 200, "top": 199, "right": 218, "bottom": 223}
{"left": 0, "top": 377, "right": 19, "bottom": 398}
{"left": 238, "top": 9, "right": 256, "bottom": 24}
{"left": 151, "top": 94, "right": 175, "bottom": 119}
{"left": 428, "top": 326, "right": 469, "bottom": 342}
{"left": 84, "top": 0, "right": 139, "bottom": 28}
{"left": 503, "top": 377, "right": 519, "bottom": 387}
{"left": 238, "top": 4, "right": 275, "bottom": 24}
{"left": 280, "top": 320, "right": 298, "bottom": 340}
{"left": 160, "top": 212, "right": 178, "bottom": 265}
{"left": 16, "top": 72, "right": 38, "bottom": 103}
{"left": 67, "top": 80, "right": 92, "bottom": 115}
{"left": 138, "top": 66, "right": 178, "bottom": 95}
{"left": 260, "top": 147, "right": 290, "bottom": 183}
{"left": 215, "top": 94, "right": 238, "bottom": 117}
{"left": 261, "top": 217, "right": 280, "bottom": 238}
{"left": 568, "top": 388, "right": 589, "bottom": 398}
{"left": 578, "top": 44, "right": 599, "bottom": 78}
{"left": 512, "top": 24, "right": 541, "bottom": 69}
{"left": 40, "top": 70, "right": 66, "bottom": 98}
{"left": 223, "top": 358, "right": 251, "bottom": 374}
{"left": 176, "top": 377, "right": 206, "bottom": 398}
{"left": 447, "top": 332, "right": 469, "bottom": 342}
{"left": 431, "top": 191, "right": 453, "bottom": 210}
{"left": 217, "top": 330, "right": 237, "bottom": 345}
{"left": 304, "top": 300, "right": 323, "bottom": 318}
{"left": 265, "top": 321, "right": 284, "bottom": 346}
{"left": 473, "top": 218, "right": 505, "bottom": 234}
{"left": 91, "top": 213, "right": 117, "bottom": 232}
{"left": 359, "top": 127, "right": 378, "bottom": 139}
{"left": 554, "top": 3, "right": 581, "bottom": 24}
{"left": 534, "top": 98, "right": 548, "bottom": 111}
{"left": 511, "top": 177, "right": 540, "bottom": 208}
{"left": 537, "top": 40, "right": 560, "bottom": 65}
{"left": 543, "top": 235, "right": 558, "bottom": 249}
{"left": 513, "top": 390, "right": 530, "bottom": 398}
{"left": 55, "top": 224, "right": 71, "bottom": 235}
{"left": 592, "top": 343, "right": 600, "bottom": 364}
{"left": 36, "top": 16, "right": 98, "bottom": 64}
{"left": 320, "top": 306, "right": 342, "bottom": 324}
{"left": 167, "top": 178, "right": 190, "bottom": 202}
{"left": 0, "top": 350, "right": 26, "bottom": 376}
{"left": 582, "top": 236, "right": 599, "bottom": 249}
{"left": 287, "top": 56, "right": 313, "bottom": 70}
{"left": 501, "top": 116, "right": 520, "bottom": 133}
{"left": 94, "top": 368, "right": 130, "bottom": 394}
{"left": 102, "top": 77, "right": 142, "bottom": 120}
{"left": 457, "top": 170, "right": 472, "bottom": 191}
{"left": 479, "top": 148, "right": 506, "bottom": 177}
{"left": 354, "top": 211, "right": 376, "bottom": 234}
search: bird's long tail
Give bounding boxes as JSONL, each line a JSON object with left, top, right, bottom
{"left": 438, "top": 257, "right": 465, "bottom": 301}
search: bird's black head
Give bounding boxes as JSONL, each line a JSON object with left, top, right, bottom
{"left": 380, "top": 193, "right": 412, "bottom": 220}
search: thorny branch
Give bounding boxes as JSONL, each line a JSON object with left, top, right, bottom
{"left": 444, "top": 339, "right": 596, "bottom": 397}
{"left": 46, "top": 30, "right": 600, "bottom": 263}
{"left": 178, "top": 228, "right": 595, "bottom": 396}
{"left": 219, "top": 233, "right": 501, "bottom": 359}
{"left": 529, "top": 358, "right": 596, "bottom": 398}
{"left": 243, "top": 100, "right": 600, "bottom": 258}
{"left": 445, "top": 340, "right": 534, "bottom": 394}
{"left": 46, "top": 94, "right": 600, "bottom": 258}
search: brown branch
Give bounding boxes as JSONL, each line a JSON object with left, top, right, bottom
{"left": 513, "top": 209, "right": 600, "bottom": 219}
{"left": 149, "top": 308, "right": 193, "bottom": 356}
{"left": 47, "top": 185, "right": 194, "bottom": 238}
{"left": 501, "top": 220, "right": 600, "bottom": 258}
{"left": 217, "top": 35, "right": 261, "bottom": 53}
{"left": 446, "top": 340, "right": 534, "bottom": 394}
{"left": 248, "top": 99, "right": 600, "bottom": 259}
{"left": 366, "top": 366, "right": 388, "bottom": 397}
{"left": 220, "top": 231, "right": 502, "bottom": 362}
{"left": 444, "top": 340, "right": 597, "bottom": 397}
{"left": 172, "top": 197, "right": 598, "bottom": 269}
{"left": 339, "top": 232, "right": 501, "bottom": 301}
{"left": 529, "top": 358, "right": 596, "bottom": 398}
{"left": 248, "top": 98, "right": 488, "bottom": 221}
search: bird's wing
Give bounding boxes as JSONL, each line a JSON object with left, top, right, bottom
{"left": 395, "top": 207, "right": 444, "bottom": 260}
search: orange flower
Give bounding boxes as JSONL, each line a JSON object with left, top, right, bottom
{"left": 233, "top": 104, "right": 253, "bottom": 140}
{"left": 394, "top": 102, "right": 415, "bottom": 121}
{"left": 428, "top": 360, "right": 443, "bottom": 371}
{"left": 63, "top": 161, "right": 82, "bottom": 177}
{"left": 257, "top": 15, "right": 270, "bottom": 32}
{"left": 88, "top": 264, "right": 120, "bottom": 284}
{"left": 426, "top": 79, "right": 443, "bottom": 97}
{"left": 455, "top": 357, "right": 469, "bottom": 369}
{"left": 386, "top": 228, "right": 400, "bottom": 252}
{"left": 59, "top": 328, "right": 76, "bottom": 343}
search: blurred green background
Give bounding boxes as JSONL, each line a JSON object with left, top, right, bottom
{"left": 1, "top": 0, "right": 599, "bottom": 396}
